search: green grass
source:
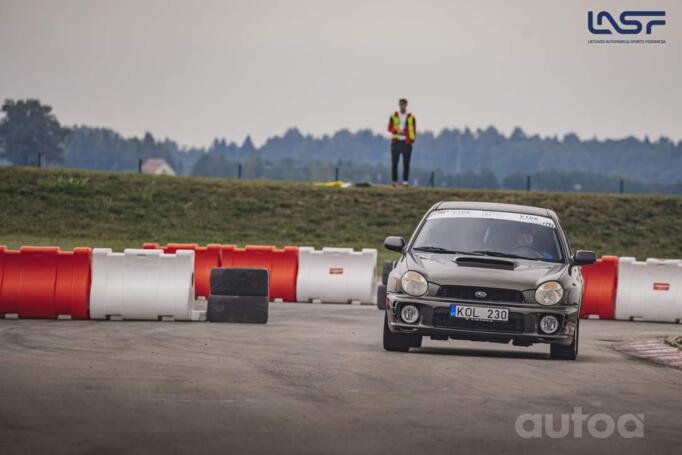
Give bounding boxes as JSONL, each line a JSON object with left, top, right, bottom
{"left": 1, "top": 166, "right": 681, "bottom": 264}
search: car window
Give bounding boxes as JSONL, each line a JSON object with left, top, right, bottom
{"left": 412, "top": 209, "right": 564, "bottom": 262}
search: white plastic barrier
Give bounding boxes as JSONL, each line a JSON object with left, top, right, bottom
{"left": 296, "top": 247, "right": 377, "bottom": 304}
{"left": 90, "top": 248, "right": 198, "bottom": 321}
{"left": 615, "top": 257, "right": 682, "bottom": 323}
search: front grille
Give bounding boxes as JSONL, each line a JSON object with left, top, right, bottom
{"left": 435, "top": 285, "right": 525, "bottom": 303}
{"left": 432, "top": 307, "right": 525, "bottom": 333}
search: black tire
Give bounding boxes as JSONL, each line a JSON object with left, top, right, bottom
{"left": 381, "top": 261, "right": 395, "bottom": 286}
{"left": 383, "top": 313, "right": 414, "bottom": 352}
{"left": 207, "top": 295, "right": 268, "bottom": 323}
{"left": 210, "top": 268, "right": 269, "bottom": 296}
{"left": 550, "top": 320, "right": 579, "bottom": 360}
{"left": 376, "top": 284, "right": 387, "bottom": 310}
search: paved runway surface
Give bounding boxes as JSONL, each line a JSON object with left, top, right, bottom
{"left": 1, "top": 304, "right": 681, "bottom": 454}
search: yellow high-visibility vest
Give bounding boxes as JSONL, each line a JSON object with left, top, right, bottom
{"left": 389, "top": 112, "right": 416, "bottom": 143}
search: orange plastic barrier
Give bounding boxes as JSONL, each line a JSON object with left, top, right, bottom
{"left": 143, "top": 243, "right": 220, "bottom": 298}
{"left": 220, "top": 245, "right": 298, "bottom": 302}
{"left": 580, "top": 255, "right": 618, "bottom": 320}
{"left": 0, "top": 246, "right": 91, "bottom": 319}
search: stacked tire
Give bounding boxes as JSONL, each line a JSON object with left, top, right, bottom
{"left": 208, "top": 268, "right": 269, "bottom": 323}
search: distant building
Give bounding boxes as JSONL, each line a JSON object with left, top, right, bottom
{"left": 141, "top": 158, "right": 176, "bottom": 176}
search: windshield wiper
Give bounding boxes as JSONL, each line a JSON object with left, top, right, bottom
{"left": 471, "top": 250, "right": 541, "bottom": 261}
{"left": 412, "top": 246, "right": 484, "bottom": 255}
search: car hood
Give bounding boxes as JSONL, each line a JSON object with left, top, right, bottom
{"left": 406, "top": 252, "right": 568, "bottom": 291}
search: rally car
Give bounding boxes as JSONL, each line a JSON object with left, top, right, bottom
{"left": 382, "top": 201, "right": 596, "bottom": 360}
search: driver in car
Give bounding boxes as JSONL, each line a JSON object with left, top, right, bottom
{"left": 512, "top": 229, "right": 556, "bottom": 260}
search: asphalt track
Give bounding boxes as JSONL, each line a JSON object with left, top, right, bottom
{"left": 1, "top": 304, "right": 680, "bottom": 454}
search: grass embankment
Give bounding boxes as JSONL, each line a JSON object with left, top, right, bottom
{"left": 1, "top": 167, "right": 681, "bottom": 264}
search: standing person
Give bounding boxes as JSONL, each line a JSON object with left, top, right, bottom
{"left": 387, "top": 98, "right": 416, "bottom": 187}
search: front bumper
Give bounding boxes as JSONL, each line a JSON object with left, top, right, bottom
{"left": 386, "top": 293, "right": 579, "bottom": 346}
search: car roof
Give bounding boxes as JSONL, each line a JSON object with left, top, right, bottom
{"left": 433, "top": 201, "right": 552, "bottom": 217}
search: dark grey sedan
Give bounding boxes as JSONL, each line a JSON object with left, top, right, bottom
{"left": 382, "top": 201, "right": 596, "bottom": 360}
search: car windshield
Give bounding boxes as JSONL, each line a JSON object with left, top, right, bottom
{"left": 411, "top": 209, "right": 564, "bottom": 263}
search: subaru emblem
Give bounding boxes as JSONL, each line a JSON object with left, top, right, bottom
{"left": 474, "top": 291, "right": 487, "bottom": 299}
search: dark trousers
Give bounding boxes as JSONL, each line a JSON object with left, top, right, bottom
{"left": 391, "top": 141, "right": 412, "bottom": 183}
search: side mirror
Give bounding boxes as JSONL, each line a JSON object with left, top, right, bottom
{"left": 384, "top": 236, "right": 406, "bottom": 253}
{"left": 573, "top": 250, "right": 597, "bottom": 266}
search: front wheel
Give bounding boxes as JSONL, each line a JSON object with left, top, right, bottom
{"left": 381, "top": 260, "right": 395, "bottom": 286}
{"left": 550, "top": 320, "right": 579, "bottom": 360}
{"left": 383, "top": 313, "right": 416, "bottom": 352}
{"left": 376, "top": 285, "right": 387, "bottom": 310}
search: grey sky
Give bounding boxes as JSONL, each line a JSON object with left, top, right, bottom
{"left": 1, "top": 0, "right": 679, "bottom": 147}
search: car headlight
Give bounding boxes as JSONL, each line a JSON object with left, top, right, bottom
{"left": 535, "top": 281, "right": 564, "bottom": 305}
{"left": 401, "top": 271, "right": 428, "bottom": 296}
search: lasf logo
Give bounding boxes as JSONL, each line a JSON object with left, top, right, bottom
{"left": 588, "top": 11, "right": 666, "bottom": 35}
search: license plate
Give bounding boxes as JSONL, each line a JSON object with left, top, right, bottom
{"left": 450, "top": 304, "right": 509, "bottom": 322}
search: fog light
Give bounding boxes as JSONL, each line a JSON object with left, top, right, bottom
{"left": 400, "top": 304, "right": 420, "bottom": 324}
{"left": 539, "top": 315, "right": 559, "bottom": 334}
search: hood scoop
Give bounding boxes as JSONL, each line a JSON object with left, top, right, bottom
{"left": 455, "top": 256, "right": 516, "bottom": 270}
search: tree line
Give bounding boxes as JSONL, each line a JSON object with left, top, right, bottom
{"left": 1, "top": 98, "right": 681, "bottom": 194}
